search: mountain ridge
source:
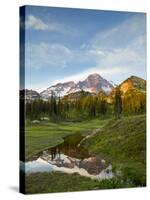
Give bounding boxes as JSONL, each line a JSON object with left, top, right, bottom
{"left": 119, "top": 75, "right": 146, "bottom": 93}
{"left": 24, "top": 74, "right": 146, "bottom": 101}
{"left": 40, "top": 73, "right": 114, "bottom": 99}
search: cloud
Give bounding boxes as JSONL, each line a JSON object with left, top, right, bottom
{"left": 97, "top": 35, "right": 146, "bottom": 69}
{"left": 26, "top": 15, "right": 49, "bottom": 30}
{"left": 25, "top": 42, "right": 72, "bottom": 69}
{"left": 52, "top": 15, "right": 146, "bottom": 85}
{"left": 26, "top": 14, "right": 146, "bottom": 91}
{"left": 27, "top": 65, "right": 129, "bottom": 92}
{"left": 26, "top": 15, "right": 64, "bottom": 32}
{"left": 25, "top": 15, "right": 79, "bottom": 36}
{"left": 90, "top": 14, "right": 146, "bottom": 49}
{"left": 83, "top": 14, "right": 146, "bottom": 80}
{"left": 51, "top": 66, "right": 126, "bottom": 86}
{"left": 25, "top": 39, "right": 102, "bottom": 69}
{"left": 26, "top": 82, "right": 51, "bottom": 93}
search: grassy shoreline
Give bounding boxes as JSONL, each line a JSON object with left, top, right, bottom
{"left": 25, "top": 118, "right": 110, "bottom": 160}
{"left": 24, "top": 114, "right": 146, "bottom": 193}
{"left": 82, "top": 114, "right": 146, "bottom": 186}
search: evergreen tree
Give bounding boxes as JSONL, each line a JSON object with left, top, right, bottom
{"left": 114, "top": 88, "right": 122, "bottom": 119}
{"left": 101, "top": 98, "right": 107, "bottom": 115}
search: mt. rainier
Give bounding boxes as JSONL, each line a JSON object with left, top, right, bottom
{"left": 40, "top": 73, "right": 114, "bottom": 99}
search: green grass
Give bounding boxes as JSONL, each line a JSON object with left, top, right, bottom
{"left": 25, "top": 172, "right": 135, "bottom": 194}
{"left": 25, "top": 114, "right": 146, "bottom": 193}
{"left": 83, "top": 114, "right": 146, "bottom": 186}
{"left": 25, "top": 118, "right": 109, "bottom": 159}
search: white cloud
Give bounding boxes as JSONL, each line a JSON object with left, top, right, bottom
{"left": 26, "top": 15, "right": 64, "bottom": 32}
{"left": 25, "top": 42, "right": 72, "bottom": 69}
{"left": 51, "top": 14, "right": 146, "bottom": 86}
{"left": 98, "top": 34, "right": 146, "bottom": 72}
{"left": 27, "top": 65, "right": 129, "bottom": 92}
{"left": 88, "top": 49, "right": 105, "bottom": 56}
{"left": 26, "top": 15, "right": 49, "bottom": 30}
{"left": 25, "top": 41, "right": 102, "bottom": 69}
{"left": 51, "top": 66, "right": 126, "bottom": 85}
{"left": 26, "top": 14, "right": 146, "bottom": 91}
{"left": 82, "top": 14, "right": 146, "bottom": 82}
{"left": 26, "top": 82, "right": 51, "bottom": 93}
{"left": 25, "top": 15, "right": 80, "bottom": 36}
{"left": 90, "top": 14, "right": 146, "bottom": 49}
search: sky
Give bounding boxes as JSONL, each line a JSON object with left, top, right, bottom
{"left": 20, "top": 6, "right": 146, "bottom": 92}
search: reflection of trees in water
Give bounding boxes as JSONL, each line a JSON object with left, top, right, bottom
{"left": 49, "top": 134, "right": 89, "bottom": 160}
{"left": 50, "top": 146, "right": 62, "bottom": 161}
{"left": 50, "top": 147, "right": 56, "bottom": 161}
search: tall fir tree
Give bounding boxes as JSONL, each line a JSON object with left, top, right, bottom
{"left": 114, "top": 87, "right": 122, "bottom": 119}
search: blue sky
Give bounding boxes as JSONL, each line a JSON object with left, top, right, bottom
{"left": 22, "top": 6, "right": 146, "bottom": 92}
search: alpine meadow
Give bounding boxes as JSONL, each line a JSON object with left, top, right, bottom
{"left": 20, "top": 6, "right": 146, "bottom": 194}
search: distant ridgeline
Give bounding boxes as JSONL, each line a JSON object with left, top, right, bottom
{"left": 22, "top": 74, "right": 146, "bottom": 121}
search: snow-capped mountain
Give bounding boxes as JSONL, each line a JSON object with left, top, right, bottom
{"left": 40, "top": 81, "right": 76, "bottom": 99}
{"left": 76, "top": 73, "right": 113, "bottom": 94}
{"left": 40, "top": 73, "right": 114, "bottom": 99}
{"left": 24, "top": 89, "right": 41, "bottom": 101}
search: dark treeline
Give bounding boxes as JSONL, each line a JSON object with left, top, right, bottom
{"left": 26, "top": 88, "right": 146, "bottom": 122}
{"left": 26, "top": 91, "right": 109, "bottom": 121}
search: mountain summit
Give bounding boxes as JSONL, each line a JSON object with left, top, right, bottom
{"left": 40, "top": 73, "right": 114, "bottom": 99}
{"left": 119, "top": 75, "right": 146, "bottom": 93}
{"left": 77, "top": 73, "right": 113, "bottom": 93}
